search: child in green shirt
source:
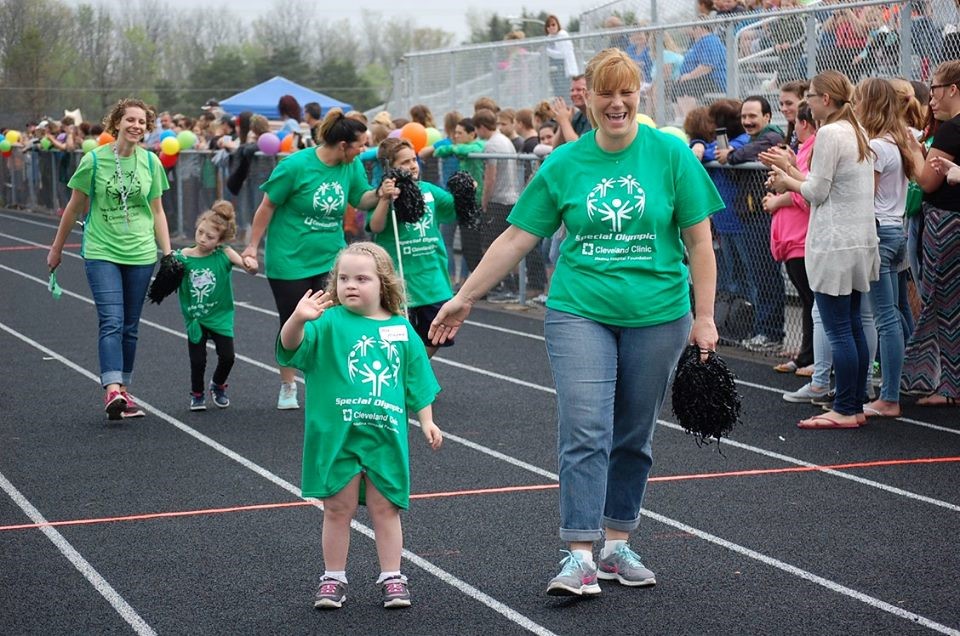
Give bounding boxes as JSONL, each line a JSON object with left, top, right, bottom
{"left": 370, "top": 137, "right": 457, "bottom": 357}
{"left": 277, "top": 242, "right": 442, "bottom": 610}
{"left": 176, "top": 201, "right": 256, "bottom": 410}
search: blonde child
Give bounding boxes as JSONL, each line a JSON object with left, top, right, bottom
{"left": 371, "top": 137, "right": 457, "bottom": 357}
{"left": 176, "top": 201, "right": 255, "bottom": 410}
{"left": 277, "top": 242, "right": 442, "bottom": 610}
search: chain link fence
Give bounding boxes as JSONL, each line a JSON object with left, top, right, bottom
{"left": 2, "top": 146, "right": 812, "bottom": 358}
{"left": 389, "top": 0, "right": 959, "bottom": 127}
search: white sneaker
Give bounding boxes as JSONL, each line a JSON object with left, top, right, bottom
{"left": 277, "top": 382, "right": 299, "bottom": 410}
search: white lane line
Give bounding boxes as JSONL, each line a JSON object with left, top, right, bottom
{"left": 2, "top": 222, "right": 953, "bottom": 438}
{"left": 641, "top": 509, "right": 960, "bottom": 636}
{"left": 3, "top": 260, "right": 958, "bottom": 515}
{"left": 0, "top": 471, "right": 156, "bottom": 635}
{"left": 0, "top": 321, "right": 557, "bottom": 636}
{"left": 2, "top": 262, "right": 958, "bottom": 635}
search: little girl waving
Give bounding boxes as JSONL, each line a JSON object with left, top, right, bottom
{"left": 277, "top": 242, "right": 442, "bottom": 610}
{"left": 176, "top": 201, "right": 255, "bottom": 410}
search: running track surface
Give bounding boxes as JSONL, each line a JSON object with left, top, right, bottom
{"left": 1, "top": 210, "right": 959, "bottom": 635}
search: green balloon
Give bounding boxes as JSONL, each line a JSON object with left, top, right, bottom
{"left": 0, "top": 139, "right": 11, "bottom": 152}
{"left": 81, "top": 138, "right": 98, "bottom": 153}
{"left": 40, "top": 137, "right": 52, "bottom": 150}
{"left": 176, "top": 130, "right": 197, "bottom": 150}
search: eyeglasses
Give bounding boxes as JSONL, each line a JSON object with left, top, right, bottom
{"left": 805, "top": 93, "right": 823, "bottom": 100}
{"left": 930, "top": 83, "right": 955, "bottom": 93}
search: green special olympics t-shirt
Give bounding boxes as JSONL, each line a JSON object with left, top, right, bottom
{"left": 508, "top": 127, "right": 723, "bottom": 327}
{"left": 276, "top": 305, "right": 441, "bottom": 509}
{"left": 368, "top": 181, "right": 456, "bottom": 307}
{"left": 176, "top": 247, "right": 235, "bottom": 343}
{"left": 260, "top": 148, "right": 372, "bottom": 279}
{"left": 69, "top": 145, "right": 168, "bottom": 265}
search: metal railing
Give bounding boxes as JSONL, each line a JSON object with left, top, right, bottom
{"left": 388, "top": 0, "right": 957, "bottom": 126}
{"left": 2, "top": 146, "right": 813, "bottom": 358}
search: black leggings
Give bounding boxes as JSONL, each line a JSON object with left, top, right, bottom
{"left": 268, "top": 273, "right": 330, "bottom": 327}
{"left": 784, "top": 257, "right": 815, "bottom": 367}
{"left": 188, "top": 328, "right": 235, "bottom": 394}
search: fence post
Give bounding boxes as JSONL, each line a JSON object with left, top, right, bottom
{"left": 900, "top": 5, "right": 913, "bottom": 79}
{"left": 806, "top": 12, "right": 818, "bottom": 78}
{"left": 726, "top": 23, "right": 739, "bottom": 101}
{"left": 652, "top": 29, "right": 667, "bottom": 126}
{"left": 175, "top": 162, "right": 184, "bottom": 237}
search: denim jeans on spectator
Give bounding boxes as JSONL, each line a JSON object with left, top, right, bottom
{"left": 544, "top": 309, "right": 691, "bottom": 542}
{"left": 815, "top": 291, "right": 869, "bottom": 416}
{"left": 811, "top": 297, "right": 877, "bottom": 394}
{"left": 869, "top": 225, "right": 907, "bottom": 402}
{"left": 84, "top": 259, "right": 156, "bottom": 387}
{"left": 744, "top": 215, "right": 785, "bottom": 341}
{"left": 717, "top": 232, "right": 756, "bottom": 299}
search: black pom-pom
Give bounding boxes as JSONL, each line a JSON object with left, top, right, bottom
{"left": 383, "top": 168, "right": 426, "bottom": 224}
{"left": 671, "top": 344, "right": 741, "bottom": 448}
{"left": 147, "top": 253, "right": 185, "bottom": 304}
{"left": 446, "top": 170, "right": 483, "bottom": 230}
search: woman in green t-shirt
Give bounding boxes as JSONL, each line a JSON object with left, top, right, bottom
{"left": 241, "top": 108, "right": 393, "bottom": 410}
{"left": 47, "top": 98, "right": 172, "bottom": 421}
{"left": 430, "top": 49, "right": 724, "bottom": 597}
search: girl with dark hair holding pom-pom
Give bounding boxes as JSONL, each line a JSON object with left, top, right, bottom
{"left": 47, "top": 97, "right": 172, "bottom": 421}
{"left": 241, "top": 108, "right": 393, "bottom": 410}
{"left": 369, "top": 137, "right": 457, "bottom": 357}
{"left": 430, "top": 49, "right": 723, "bottom": 596}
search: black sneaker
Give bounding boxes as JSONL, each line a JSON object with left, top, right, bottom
{"left": 381, "top": 577, "right": 411, "bottom": 609}
{"left": 813, "top": 389, "right": 835, "bottom": 410}
{"left": 314, "top": 578, "right": 347, "bottom": 610}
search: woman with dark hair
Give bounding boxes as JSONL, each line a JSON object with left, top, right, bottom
{"left": 278, "top": 94, "right": 303, "bottom": 145}
{"left": 241, "top": 108, "right": 392, "bottom": 409}
{"left": 901, "top": 60, "right": 960, "bottom": 407}
{"left": 47, "top": 98, "right": 172, "bottom": 420}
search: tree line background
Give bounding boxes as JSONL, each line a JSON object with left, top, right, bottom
{"left": 0, "top": 0, "right": 579, "bottom": 127}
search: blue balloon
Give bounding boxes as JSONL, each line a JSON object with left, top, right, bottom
{"left": 160, "top": 130, "right": 176, "bottom": 140}
{"left": 276, "top": 130, "right": 288, "bottom": 140}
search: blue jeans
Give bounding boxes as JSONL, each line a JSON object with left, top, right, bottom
{"left": 716, "top": 232, "right": 755, "bottom": 299}
{"left": 544, "top": 309, "right": 691, "bottom": 542}
{"left": 869, "top": 225, "right": 906, "bottom": 402}
{"left": 84, "top": 259, "right": 155, "bottom": 387}
{"left": 743, "top": 215, "right": 785, "bottom": 341}
{"left": 815, "top": 291, "right": 869, "bottom": 416}
{"left": 811, "top": 296, "right": 877, "bottom": 394}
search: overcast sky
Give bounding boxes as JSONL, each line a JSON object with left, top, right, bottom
{"left": 64, "top": 0, "right": 601, "bottom": 43}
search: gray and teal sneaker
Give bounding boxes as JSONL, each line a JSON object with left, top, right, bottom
{"left": 381, "top": 576, "right": 411, "bottom": 609}
{"left": 597, "top": 543, "right": 656, "bottom": 587}
{"left": 546, "top": 550, "right": 601, "bottom": 597}
{"left": 314, "top": 577, "right": 347, "bottom": 609}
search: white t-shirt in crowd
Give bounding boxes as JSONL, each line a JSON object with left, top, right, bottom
{"left": 870, "top": 136, "right": 907, "bottom": 227}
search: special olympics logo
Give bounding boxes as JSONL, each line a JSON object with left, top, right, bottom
{"left": 312, "top": 182, "right": 346, "bottom": 218}
{"left": 585, "top": 176, "right": 646, "bottom": 232}
{"left": 347, "top": 335, "right": 401, "bottom": 397}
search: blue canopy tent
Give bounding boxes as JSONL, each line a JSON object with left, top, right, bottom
{"left": 219, "top": 76, "right": 352, "bottom": 118}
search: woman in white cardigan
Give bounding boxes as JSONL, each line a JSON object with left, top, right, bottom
{"left": 545, "top": 14, "right": 579, "bottom": 100}
{"left": 768, "top": 70, "right": 879, "bottom": 429}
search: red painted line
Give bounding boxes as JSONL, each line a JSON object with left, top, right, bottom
{"left": 2, "top": 456, "right": 957, "bottom": 532}
{"left": 0, "top": 243, "right": 80, "bottom": 252}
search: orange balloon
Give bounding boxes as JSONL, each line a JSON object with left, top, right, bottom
{"left": 400, "top": 122, "right": 427, "bottom": 153}
{"left": 279, "top": 134, "right": 295, "bottom": 153}
{"left": 97, "top": 132, "right": 115, "bottom": 146}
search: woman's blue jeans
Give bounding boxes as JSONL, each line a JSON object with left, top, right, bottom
{"left": 868, "top": 225, "right": 906, "bottom": 402}
{"left": 815, "top": 291, "right": 869, "bottom": 416}
{"left": 84, "top": 259, "right": 155, "bottom": 387}
{"left": 544, "top": 309, "right": 691, "bottom": 542}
